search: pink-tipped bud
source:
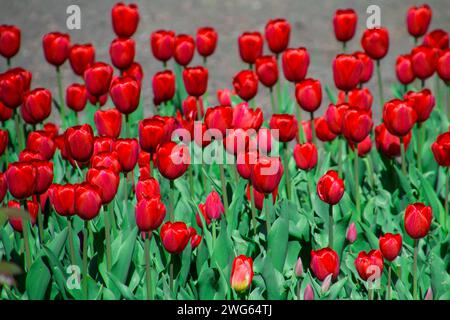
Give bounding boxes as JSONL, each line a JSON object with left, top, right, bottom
{"left": 321, "top": 274, "right": 332, "bottom": 293}
{"left": 346, "top": 222, "right": 357, "bottom": 243}
{"left": 205, "top": 190, "right": 225, "bottom": 220}
{"left": 424, "top": 287, "right": 433, "bottom": 300}
{"left": 304, "top": 284, "right": 315, "bottom": 300}
{"left": 295, "top": 257, "right": 303, "bottom": 277}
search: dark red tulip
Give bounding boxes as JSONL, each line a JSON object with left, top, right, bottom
{"left": 136, "top": 176, "right": 160, "bottom": 202}
{"left": 21, "top": 88, "right": 52, "bottom": 125}
{"left": 250, "top": 156, "right": 283, "bottom": 194}
{"left": 255, "top": 55, "right": 278, "bottom": 88}
{"left": 8, "top": 199, "right": 38, "bottom": 232}
{"left": 0, "top": 172, "right": 6, "bottom": 204}
{"left": 293, "top": 143, "right": 317, "bottom": 171}
{"left": 0, "top": 25, "right": 20, "bottom": 59}
{"left": 196, "top": 203, "right": 211, "bottom": 227}
{"left": 265, "top": 19, "right": 290, "bottom": 54}
{"left": 354, "top": 249, "right": 384, "bottom": 281}
{"left": 281, "top": 47, "right": 310, "bottom": 83}
{"left": 350, "top": 135, "right": 372, "bottom": 157}
{"left": 205, "top": 190, "right": 225, "bottom": 220}
{"left": 27, "top": 130, "right": 56, "bottom": 161}
{"left": 431, "top": 132, "right": 450, "bottom": 167}
{"left": 314, "top": 117, "right": 337, "bottom": 142}
{"left": 75, "top": 183, "right": 102, "bottom": 221}
{"left": 295, "top": 78, "right": 322, "bottom": 113}
{"left": 6, "top": 162, "right": 36, "bottom": 199}
{"left": 110, "top": 75, "right": 140, "bottom": 114}
{"left": 0, "top": 129, "right": 8, "bottom": 157}
{"left": 382, "top": 99, "right": 417, "bottom": 137}
{"left": 204, "top": 105, "right": 233, "bottom": 137}
{"left": 361, "top": 28, "right": 389, "bottom": 60}
{"left": 113, "top": 138, "right": 139, "bottom": 173}
{"left": 42, "top": 32, "right": 70, "bottom": 66}
{"left": 86, "top": 168, "right": 120, "bottom": 204}
{"left": 19, "top": 149, "right": 44, "bottom": 162}
{"left": 43, "top": 122, "right": 59, "bottom": 139}
{"left": 160, "top": 221, "right": 190, "bottom": 254}
{"left": 269, "top": 114, "right": 298, "bottom": 142}
{"left": 69, "top": 44, "right": 95, "bottom": 76}
{"left": 341, "top": 108, "right": 373, "bottom": 143}
{"left": 94, "top": 108, "right": 122, "bottom": 138}
{"left": 404, "top": 89, "right": 435, "bottom": 122}
{"left": 246, "top": 183, "right": 277, "bottom": 211}
{"left": 423, "top": 29, "right": 449, "bottom": 50}
{"left": 183, "top": 66, "right": 208, "bottom": 97}
{"left": 333, "top": 9, "right": 357, "bottom": 43}
{"left": 233, "top": 70, "right": 258, "bottom": 101}
{"left": 189, "top": 227, "right": 202, "bottom": 249}
{"left": 155, "top": 141, "right": 190, "bottom": 180}
{"left": 84, "top": 62, "right": 113, "bottom": 97}
{"left": 150, "top": 30, "right": 175, "bottom": 62}
{"left": 232, "top": 102, "right": 263, "bottom": 131}
{"left": 135, "top": 197, "right": 166, "bottom": 232}
{"left": 317, "top": 170, "right": 344, "bottom": 205}
{"left": 230, "top": 255, "right": 254, "bottom": 292}
{"left": 354, "top": 51, "right": 373, "bottom": 84}
{"left": 404, "top": 203, "right": 432, "bottom": 239}
{"left": 93, "top": 137, "right": 114, "bottom": 156}
{"left": 66, "top": 83, "right": 88, "bottom": 112}
{"left": 310, "top": 248, "right": 340, "bottom": 281}
{"left": 33, "top": 160, "right": 53, "bottom": 194}
{"left": 238, "top": 32, "right": 263, "bottom": 64}
{"left": 64, "top": 124, "right": 94, "bottom": 162}
{"left": 0, "top": 101, "right": 13, "bottom": 121}
{"left": 91, "top": 151, "right": 121, "bottom": 174}
{"left": 379, "top": 233, "right": 402, "bottom": 261}
{"left": 49, "top": 184, "right": 76, "bottom": 216}
{"left": 123, "top": 62, "right": 144, "bottom": 84}
{"left": 406, "top": 5, "right": 432, "bottom": 38}
{"left": 325, "top": 103, "right": 350, "bottom": 135}
{"left": 196, "top": 27, "right": 218, "bottom": 58}
{"left": 332, "top": 54, "right": 363, "bottom": 92}
{"left": 437, "top": 49, "right": 450, "bottom": 83}
{"left": 152, "top": 70, "right": 175, "bottom": 106}
{"left": 111, "top": 2, "right": 139, "bottom": 38}
{"left": 411, "top": 45, "right": 439, "bottom": 80}
{"left": 375, "top": 123, "right": 411, "bottom": 158}
{"left": 0, "top": 67, "right": 32, "bottom": 109}
{"left": 396, "top": 54, "right": 415, "bottom": 85}
{"left": 174, "top": 34, "right": 195, "bottom": 66}
{"left": 110, "top": 37, "right": 135, "bottom": 70}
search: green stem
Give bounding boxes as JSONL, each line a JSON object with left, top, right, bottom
{"left": 296, "top": 94, "right": 305, "bottom": 143}
{"left": 276, "top": 55, "right": 282, "bottom": 113}
{"left": 170, "top": 255, "right": 174, "bottom": 295}
{"left": 342, "top": 41, "right": 347, "bottom": 53}
{"left": 83, "top": 221, "right": 89, "bottom": 299}
{"left": 104, "top": 206, "right": 112, "bottom": 272}
{"left": 368, "top": 287, "right": 373, "bottom": 300}
{"left": 37, "top": 206, "right": 44, "bottom": 244}
{"left": 56, "top": 66, "right": 66, "bottom": 129}
{"left": 188, "top": 164, "right": 194, "bottom": 197}
{"left": 270, "top": 87, "right": 276, "bottom": 115}
{"left": 219, "top": 163, "right": 229, "bottom": 217}
{"left": 354, "top": 148, "right": 360, "bottom": 219}
{"left": 264, "top": 194, "right": 271, "bottom": 233}
{"left": 144, "top": 233, "right": 153, "bottom": 300}
{"left": 7, "top": 58, "right": 11, "bottom": 68}
{"left": 307, "top": 170, "right": 314, "bottom": 209}
{"left": 386, "top": 264, "right": 392, "bottom": 300}
{"left": 212, "top": 219, "right": 217, "bottom": 246}
{"left": 169, "top": 179, "right": 175, "bottom": 221}
{"left": 67, "top": 217, "right": 77, "bottom": 267}
{"left": 249, "top": 184, "right": 257, "bottom": 235}
{"left": 310, "top": 112, "right": 316, "bottom": 145}
{"left": 329, "top": 204, "right": 333, "bottom": 249}
{"left": 400, "top": 137, "right": 407, "bottom": 176}
{"left": 413, "top": 239, "right": 418, "bottom": 300}
{"left": 196, "top": 97, "right": 203, "bottom": 120}
{"left": 417, "top": 123, "right": 423, "bottom": 172}
{"left": 338, "top": 138, "right": 343, "bottom": 177}
{"left": 376, "top": 60, "right": 384, "bottom": 106}
{"left": 445, "top": 167, "right": 449, "bottom": 232}
{"left": 283, "top": 143, "right": 291, "bottom": 200}
{"left": 125, "top": 114, "right": 130, "bottom": 138}
{"left": 22, "top": 219, "right": 32, "bottom": 272}
{"left": 14, "top": 110, "right": 24, "bottom": 151}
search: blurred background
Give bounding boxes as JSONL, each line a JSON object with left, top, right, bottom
{"left": 0, "top": 0, "right": 449, "bottom": 120}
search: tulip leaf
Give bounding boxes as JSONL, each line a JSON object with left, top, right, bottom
{"left": 26, "top": 257, "right": 52, "bottom": 300}
{"left": 267, "top": 216, "right": 288, "bottom": 272}
{"left": 111, "top": 227, "right": 137, "bottom": 284}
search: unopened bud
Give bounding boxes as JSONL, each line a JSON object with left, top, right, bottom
{"left": 321, "top": 274, "right": 332, "bottom": 293}
{"left": 304, "top": 284, "right": 315, "bottom": 300}
{"left": 295, "top": 257, "right": 303, "bottom": 277}
{"left": 346, "top": 222, "right": 357, "bottom": 243}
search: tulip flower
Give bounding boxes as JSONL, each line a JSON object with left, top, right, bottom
{"left": 269, "top": 114, "right": 298, "bottom": 143}
{"left": 66, "top": 83, "right": 88, "bottom": 115}
{"left": 238, "top": 32, "right": 263, "bottom": 66}
{"left": 295, "top": 78, "right": 322, "bottom": 114}
{"left": 111, "top": 2, "right": 139, "bottom": 38}
{"left": 21, "top": 88, "right": 52, "bottom": 125}
{"left": 333, "top": 9, "right": 357, "bottom": 47}
{"left": 0, "top": 67, "right": 32, "bottom": 109}
{"left": 281, "top": 47, "right": 309, "bottom": 83}
{"left": 0, "top": 129, "right": 8, "bottom": 157}
{"left": 437, "top": 49, "right": 450, "bottom": 85}
{"left": 110, "top": 75, "right": 141, "bottom": 116}
{"left": 310, "top": 248, "right": 340, "bottom": 281}
{"left": 205, "top": 190, "right": 224, "bottom": 220}
{"left": 0, "top": 25, "right": 20, "bottom": 63}
{"left": 42, "top": 32, "right": 70, "bottom": 67}
{"left": 152, "top": 70, "right": 176, "bottom": 106}
{"left": 91, "top": 151, "right": 122, "bottom": 175}
{"left": 113, "top": 138, "right": 139, "bottom": 173}
{"left": 232, "top": 102, "right": 263, "bottom": 131}
{"left": 332, "top": 54, "right": 363, "bottom": 93}
{"left": 255, "top": 55, "right": 278, "bottom": 92}
{"left": 354, "top": 249, "right": 384, "bottom": 299}
{"left": 232, "top": 70, "right": 258, "bottom": 102}
{"left": 33, "top": 160, "right": 54, "bottom": 195}
{"left": 230, "top": 255, "right": 254, "bottom": 293}
{"left": 375, "top": 123, "right": 411, "bottom": 159}
{"left": 160, "top": 221, "right": 191, "bottom": 254}
{"left": 265, "top": 19, "right": 290, "bottom": 55}
{"left": 204, "top": 105, "right": 233, "bottom": 138}
{"left": 26, "top": 131, "right": 55, "bottom": 161}
{"left": 48, "top": 183, "right": 76, "bottom": 216}
{"left": 135, "top": 197, "right": 166, "bottom": 232}
{"left": 8, "top": 199, "right": 38, "bottom": 232}
{"left": 138, "top": 116, "right": 169, "bottom": 154}
{"left": 86, "top": 168, "right": 120, "bottom": 205}
{"left": 423, "top": 29, "right": 449, "bottom": 50}
{"left": 411, "top": 45, "right": 439, "bottom": 82}
{"left": 245, "top": 183, "right": 277, "bottom": 212}
{"left": 69, "top": 44, "right": 95, "bottom": 76}
{"left": 84, "top": 62, "right": 114, "bottom": 99}
{"left": 189, "top": 227, "right": 202, "bottom": 249}
{"left": 379, "top": 233, "right": 402, "bottom": 262}
{"left": 94, "top": 109, "right": 122, "bottom": 139}
{"left": 407, "top": 5, "right": 432, "bottom": 40}
{"left": 109, "top": 37, "right": 135, "bottom": 70}
{"left": 293, "top": 142, "right": 317, "bottom": 171}
{"left": 396, "top": 54, "right": 415, "bottom": 87}
{"left": 151, "top": 30, "right": 175, "bottom": 65}
{"left": 136, "top": 176, "right": 160, "bottom": 202}
{"left": 75, "top": 182, "right": 102, "bottom": 221}
{"left": 174, "top": 34, "right": 195, "bottom": 66}
{"left": 64, "top": 124, "right": 94, "bottom": 163}
{"left": 338, "top": 87, "right": 373, "bottom": 112}
{"left": 346, "top": 222, "right": 357, "bottom": 243}
{"left": 196, "top": 27, "right": 218, "bottom": 61}
{"left": 6, "top": 162, "right": 36, "bottom": 199}
{"left": 0, "top": 101, "right": 13, "bottom": 121}
{"left": 350, "top": 135, "right": 372, "bottom": 158}
{"left": 155, "top": 141, "right": 189, "bottom": 179}
{"left": 354, "top": 51, "right": 373, "bottom": 84}
{"left": 304, "top": 284, "right": 315, "bottom": 300}
{"left": 314, "top": 117, "right": 337, "bottom": 142}
{"left": 183, "top": 66, "right": 208, "bottom": 98}
{"left": 123, "top": 61, "right": 144, "bottom": 84}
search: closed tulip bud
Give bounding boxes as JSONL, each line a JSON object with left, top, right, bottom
{"left": 354, "top": 249, "right": 384, "bottom": 281}
{"left": 232, "top": 102, "right": 263, "bottom": 131}
{"left": 265, "top": 19, "right": 290, "bottom": 54}
{"left": 205, "top": 190, "right": 225, "bottom": 220}
{"left": 155, "top": 141, "right": 190, "bottom": 180}
{"left": 342, "top": 108, "right": 373, "bottom": 143}
{"left": 230, "top": 255, "right": 254, "bottom": 292}
{"left": 75, "top": 183, "right": 102, "bottom": 221}
{"left": 317, "top": 170, "right": 344, "bottom": 205}
{"left": 152, "top": 70, "right": 175, "bottom": 106}
{"left": 217, "top": 88, "right": 233, "bottom": 106}
{"left": 196, "top": 203, "right": 211, "bottom": 227}
{"left": 26, "top": 131, "right": 55, "bottom": 161}
{"left": 396, "top": 54, "right": 415, "bottom": 85}
{"left": 304, "top": 284, "right": 315, "bottom": 300}
{"left": 204, "top": 105, "right": 233, "bottom": 137}
{"left": 233, "top": 70, "right": 258, "bottom": 101}
{"left": 42, "top": 32, "right": 70, "bottom": 66}
{"left": 21, "top": 88, "right": 52, "bottom": 125}
{"left": 110, "top": 75, "right": 141, "bottom": 115}
{"left": 382, "top": 99, "right": 417, "bottom": 137}
{"left": 238, "top": 32, "right": 263, "bottom": 64}
{"left": 293, "top": 143, "right": 317, "bottom": 171}
{"left": 325, "top": 103, "right": 349, "bottom": 135}
{"left": 281, "top": 47, "right": 310, "bottom": 83}
{"left": 407, "top": 5, "right": 432, "bottom": 38}
{"left": 0, "top": 172, "right": 6, "bottom": 204}
{"left": 250, "top": 156, "right": 283, "bottom": 194}
{"left": 0, "top": 67, "right": 32, "bottom": 109}
{"left": 111, "top": 3, "right": 139, "bottom": 38}
{"left": 255, "top": 55, "right": 278, "bottom": 88}
{"left": 295, "top": 78, "right": 322, "bottom": 113}
{"left": 33, "top": 160, "right": 53, "bottom": 194}
{"left": 66, "top": 83, "right": 88, "bottom": 112}
{"left": 411, "top": 45, "right": 439, "bottom": 80}
{"left": 8, "top": 199, "right": 38, "bottom": 232}
{"left": 404, "top": 203, "right": 432, "bottom": 239}
{"left": 246, "top": 183, "right": 277, "bottom": 211}
{"left": 113, "top": 138, "right": 139, "bottom": 173}
{"left": 310, "top": 248, "right": 340, "bottom": 281}
{"left": 361, "top": 28, "right": 389, "bottom": 60}
{"left": 94, "top": 108, "right": 122, "bottom": 139}
{"left": 136, "top": 176, "right": 160, "bottom": 202}
{"left": 6, "top": 162, "right": 37, "bottom": 199}
{"left": 269, "top": 114, "right": 298, "bottom": 142}
{"left": 183, "top": 66, "right": 208, "bottom": 97}
{"left": 350, "top": 135, "right": 372, "bottom": 157}
{"left": 354, "top": 52, "right": 373, "bottom": 84}
{"left": 135, "top": 197, "right": 166, "bottom": 232}
{"left": 196, "top": 27, "right": 218, "bottom": 58}
{"left": 84, "top": 62, "right": 113, "bottom": 97}
{"left": 437, "top": 49, "right": 450, "bottom": 83}
{"left": 151, "top": 30, "right": 175, "bottom": 62}
{"left": 432, "top": 132, "right": 450, "bottom": 167}
{"left": 333, "top": 54, "right": 363, "bottom": 92}
{"left": 189, "top": 227, "right": 202, "bottom": 249}
{"left": 0, "top": 129, "right": 8, "bottom": 157}
{"left": 346, "top": 222, "right": 357, "bottom": 243}
{"left": 49, "top": 184, "right": 76, "bottom": 216}
{"left": 321, "top": 274, "right": 333, "bottom": 293}
{"left": 0, "top": 101, "right": 13, "bottom": 121}
{"left": 423, "top": 29, "right": 449, "bottom": 50}
{"left": 69, "top": 44, "right": 95, "bottom": 76}
{"left": 110, "top": 38, "right": 135, "bottom": 70}
{"left": 424, "top": 287, "right": 433, "bottom": 300}
{"left": 91, "top": 151, "right": 122, "bottom": 174}
{"left": 86, "top": 168, "right": 120, "bottom": 204}
{"left": 379, "top": 233, "right": 402, "bottom": 261}
{"left": 333, "top": 9, "right": 357, "bottom": 43}
{"left": 295, "top": 257, "right": 303, "bottom": 277}
{"left": 123, "top": 62, "right": 144, "bottom": 84}
{"left": 404, "top": 89, "right": 435, "bottom": 122}
{"left": 314, "top": 117, "right": 337, "bottom": 142}
{"left": 375, "top": 123, "right": 411, "bottom": 158}
{"left": 64, "top": 124, "right": 94, "bottom": 163}
{"left": 0, "top": 25, "right": 20, "bottom": 59}
{"left": 174, "top": 34, "right": 195, "bottom": 66}
{"left": 160, "top": 221, "right": 190, "bottom": 254}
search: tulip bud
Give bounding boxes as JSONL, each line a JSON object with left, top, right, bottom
{"left": 281, "top": 47, "right": 309, "bottom": 83}
{"left": 379, "top": 233, "right": 402, "bottom": 261}
{"left": 432, "top": 132, "right": 450, "bottom": 167}
{"left": 152, "top": 70, "right": 175, "bottom": 106}
{"left": 423, "top": 29, "right": 449, "bottom": 50}
{"left": 135, "top": 197, "right": 166, "bottom": 232}
{"left": 295, "top": 78, "right": 322, "bottom": 113}
{"left": 183, "top": 66, "right": 208, "bottom": 97}
{"left": 189, "top": 227, "right": 202, "bottom": 249}
{"left": 424, "top": 287, "right": 433, "bottom": 300}
{"left": 75, "top": 183, "right": 102, "bottom": 221}
{"left": 375, "top": 123, "right": 411, "bottom": 158}
{"left": 217, "top": 88, "right": 232, "bottom": 106}
{"left": 64, "top": 124, "right": 94, "bottom": 163}
{"left": 66, "top": 83, "right": 88, "bottom": 112}
{"left": 151, "top": 30, "right": 175, "bottom": 62}
{"left": 250, "top": 156, "right": 283, "bottom": 194}
{"left": 304, "top": 284, "right": 315, "bottom": 300}
{"left": 196, "top": 27, "right": 218, "bottom": 58}
{"left": 333, "top": 9, "right": 357, "bottom": 43}
{"left": 404, "top": 203, "right": 432, "bottom": 239}
{"left": 233, "top": 70, "right": 258, "bottom": 101}
{"left": 196, "top": 203, "right": 211, "bottom": 228}
{"left": 238, "top": 32, "right": 263, "bottom": 64}
{"left": 321, "top": 274, "right": 332, "bottom": 293}
{"left": 174, "top": 34, "right": 195, "bottom": 66}
{"left": 110, "top": 38, "right": 135, "bottom": 70}
{"left": 160, "top": 221, "right": 191, "bottom": 254}
{"left": 42, "top": 32, "right": 71, "bottom": 66}
{"left": 346, "top": 222, "right": 357, "bottom": 243}
{"left": 407, "top": 5, "right": 432, "bottom": 38}
{"left": 333, "top": 54, "right": 363, "bottom": 92}
{"left": 94, "top": 108, "right": 122, "bottom": 139}
{"left": 69, "top": 44, "right": 95, "bottom": 76}
{"left": 205, "top": 190, "right": 225, "bottom": 220}
{"left": 255, "top": 55, "right": 278, "bottom": 88}
{"left": 230, "top": 255, "right": 254, "bottom": 292}
{"left": 265, "top": 19, "right": 290, "bottom": 54}
{"left": 0, "top": 25, "right": 20, "bottom": 59}
{"left": 269, "top": 114, "right": 298, "bottom": 142}
{"left": 293, "top": 143, "right": 317, "bottom": 171}
{"left": 294, "top": 257, "right": 303, "bottom": 277}
{"left": 310, "top": 248, "right": 340, "bottom": 281}
{"left": 317, "top": 170, "right": 345, "bottom": 205}
{"left": 6, "top": 162, "right": 36, "bottom": 199}
{"left": 361, "top": 28, "right": 389, "bottom": 60}
{"left": 110, "top": 75, "right": 141, "bottom": 115}
{"left": 354, "top": 249, "right": 384, "bottom": 281}
{"left": 382, "top": 99, "right": 417, "bottom": 137}
{"left": 155, "top": 141, "right": 190, "bottom": 180}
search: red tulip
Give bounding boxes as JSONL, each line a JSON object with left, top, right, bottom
{"left": 338, "top": 88, "right": 373, "bottom": 112}
{"left": 223, "top": 128, "right": 250, "bottom": 155}
{"left": 42, "top": 32, "right": 70, "bottom": 66}
{"left": 375, "top": 123, "right": 411, "bottom": 158}
{"left": 95, "top": 109, "right": 122, "bottom": 139}
{"left": 8, "top": 199, "right": 38, "bottom": 232}
{"left": 411, "top": 45, "right": 439, "bottom": 80}
{"left": 382, "top": 99, "right": 417, "bottom": 137}
{"left": 310, "top": 248, "right": 340, "bottom": 281}
{"left": 0, "top": 67, "right": 32, "bottom": 109}
{"left": 155, "top": 141, "right": 190, "bottom": 180}
{"left": 110, "top": 38, "right": 135, "bottom": 70}
{"left": 123, "top": 61, "right": 144, "bottom": 84}
{"left": 250, "top": 156, "right": 283, "bottom": 194}
{"left": 88, "top": 92, "right": 108, "bottom": 107}
{"left": 269, "top": 114, "right": 298, "bottom": 142}
{"left": 138, "top": 117, "right": 170, "bottom": 153}
{"left": 111, "top": 2, "right": 139, "bottom": 38}
{"left": 183, "top": 66, "right": 208, "bottom": 97}
{"left": 19, "top": 149, "right": 44, "bottom": 162}
{"left": 317, "top": 170, "right": 344, "bottom": 205}
{"left": 135, "top": 197, "right": 166, "bottom": 232}
{"left": 84, "top": 62, "right": 113, "bottom": 97}
{"left": 75, "top": 183, "right": 102, "bottom": 221}
{"left": 205, "top": 190, "right": 225, "bottom": 221}
{"left": 361, "top": 28, "right": 389, "bottom": 60}
{"left": 255, "top": 55, "right": 278, "bottom": 88}
{"left": 136, "top": 176, "right": 160, "bottom": 202}
{"left": 354, "top": 51, "right": 373, "bottom": 84}
{"left": 0, "top": 172, "right": 6, "bottom": 204}
{"left": 150, "top": 30, "right": 175, "bottom": 62}
{"left": 406, "top": 5, "right": 432, "bottom": 38}
{"left": 233, "top": 70, "right": 258, "bottom": 101}
{"left": 295, "top": 78, "right": 322, "bottom": 113}
{"left": 230, "top": 255, "right": 254, "bottom": 292}
{"left": 333, "top": 54, "right": 363, "bottom": 92}
{"left": 423, "top": 29, "right": 449, "bottom": 50}
{"left": 217, "top": 88, "right": 233, "bottom": 106}
{"left": 314, "top": 117, "right": 337, "bottom": 142}
{"left": 91, "top": 151, "right": 122, "bottom": 174}
{"left": 49, "top": 184, "right": 76, "bottom": 216}
{"left": 237, "top": 151, "right": 258, "bottom": 180}
{"left": 182, "top": 96, "right": 204, "bottom": 120}
{"left": 21, "top": 88, "right": 52, "bottom": 125}
{"left": 341, "top": 108, "right": 373, "bottom": 143}
{"left": 43, "top": 122, "right": 59, "bottom": 138}
{"left": 325, "top": 103, "right": 350, "bottom": 135}
{"left": 196, "top": 203, "right": 211, "bottom": 228}
{"left": 33, "top": 160, "right": 53, "bottom": 194}
{"left": 293, "top": 143, "right": 317, "bottom": 171}
{"left": 86, "top": 168, "right": 120, "bottom": 204}
{"left": 281, "top": 47, "right": 310, "bottom": 83}
{"left": 404, "top": 89, "right": 435, "bottom": 122}
{"left": 0, "top": 129, "right": 8, "bottom": 157}
{"left": 379, "top": 233, "right": 402, "bottom": 261}
{"left": 66, "top": 83, "right": 88, "bottom": 112}
{"left": 238, "top": 32, "right": 263, "bottom": 64}
{"left": 396, "top": 54, "right": 415, "bottom": 85}
{"left": 113, "top": 138, "right": 139, "bottom": 173}
{"left": 196, "top": 27, "right": 218, "bottom": 58}
{"left": 204, "top": 105, "right": 233, "bottom": 137}
{"left": 0, "top": 25, "right": 20, "bottom": 59}
{"left": 437, "top": 49, "right": 450, "bottom": 83}
{"left": 404, "top": 203, "right": 433, "bottom": 240}
{"left": 333, "top": 9, "right": 357, "bottom": 43}
{"left": 432, "top": 132, "right": 450, "bottom": 167}
{"left": 110, "top": 75, "right": 140, "bottom": 115}
{"left": 189, "top": 227, "right": 202, "bottom": 249}
{"left": 0, "top": 101, "right": 13, "bottom": 121}
{"left": 246, "top": 183, "right": 277, "bottom": 211}
{"left": 6, "top": 162, "right": 37, "bottom": 199}
{"left": 354, "top": 249, "right": 384, "bottom": 281}
{"left": 93, "top": 137, "right": 114, "bottom": 156}
{"left": 69, "top": 44, "right": 95, "bottom": 76}
{"left": 265, "top": 19, "right": 290, "bottom": 54}
{"left": 27, "top": 130, "right": 55, "bottom": 161}
{"left": 152, "top": 70, "right": 175, "bottom": 106}
{"left": 232, "top": 102, "right": 263, "bottom": 131}
{"left": 64, "top": 124, "right": 94, "bottom": 163}
{"left": 350, "top": 135, "right": 372, "bottom": 157}
{"left": 160, "top": 221, "right": 190, "bottom": 254}
{"left": 174, "top": 34, "right": 195, "bottom": 66}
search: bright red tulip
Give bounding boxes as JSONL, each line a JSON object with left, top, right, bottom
{"left": 113, "top": 138, "right": 139, "bottom": 172}
{"left": 0, "top": 172, "right": 6, "bottom": 204}
{"left": 281, "top": 47, "right": 309, "bottom": 83}
{"left": 230, "top": 255, "right": 254, "bottom": 292}
{"left": 293, "top": 143, "right": 317, "bottom": 171}
{"left": 223, "top": 128, "right": 250, "bottom": 155}
{"left": 0, "top": 101, "right": 13, "bottom": 121}
{"left": 136, "top": 176, "right": 160, "bottom": 202}
{"left": 0, "top": 129, "right": 8, "bottom": 157}
{"left": 123, "top": 61, "right": 144, "bottom": 84}
{"left": 379, "top": 233, "right": 402, "bottom": 261}
{"left": 155, "top": 141, "right": 190, "bottom": 180}
{"left": 111, "top": 2, "right": 139, "bottom": 38}
{"left": 135, "top": 197, "right": 166, "bottom": 232}
{"left": 91, "top": 151, "right": 122, "bottom": 174}
{"left": 411, "top": 45, "right": 439, "bottom": 80}
{"left": 341, "top": 108, "right": 373, "bottom": 143}
{"left": 69, "top": 44, "right": 95, "bottom": 76}
{"left": 396, "top": 54, "right": 415, "bottom": 85}
{"left": 183, "top": 66, "right": 208, "bottom": 97}
{"left": 86, "top": 168, "right": 120, "bottom": 204}
{"left": 8, "top": 199, "right": 38, "bottom": 232}
{"left": 174, "top": 34, "right": 195, "bottom": 66}
{"left": 382, "top": 99, "right": 417, "bottom": 137}
{"left": 42, "top": 32, "right": 70, "bottom": 66}
{"left": 314, "top": 117, "right": 337, "bottom": 142}
{"left": 64, "top": 124, "right": 94, "bottom": 163}
{"left": 110, "top": 38, "right": 135, "bottom": 70}
{"left": 232, "top": 102, "right": 263, "bottom": 131}
{"left": 93, "top": 137, "right": 114, "bottom": 156}
{"left": 233, "top": 70, "right": 258, "bottom": 101}
{"left": 182, "top": 96, "right": 204, "bottom": 120}
{"left": 43, "top": 122, "right": 59, "bottom": 138}
{"left": 0, "top": 67, "right": 32, "bottom": 109}
{"left": 437, "top": 49, "right": 450, "bottom": 83}
{"left": 255, "top": 55, "right": 278, "bottom": 88}
{"left": 404, "top": 203, "right": 433, "bottom": 239}
{"left": 0, "top": 25, "right": 20, "bottom": 59}
{"left": 404, "top": 89, "right": 435, "bottom": 122}
{"left": 196, "top": 27, "right": 218, "bottom": 58}
{"left": 338, "top": 88, "right": 373, "bottom": 112}
{"left": 49, "top": 184, "right": 76, "bottom": 216}
{"left": 217, "top": 88, "right": 233, "bottom": 106}
{"left": 196, "top": 203, "right": 210, "bottom": 228}
{"left": 21, "top": 88, "right": 52, "bottom": 125}
{"left": 204, "top": 105, "right": 233, "bottom": 137}
{"left": 33, "top": 160, "right": 53, "bottom": 194}
{"left": 265, "top": 19, "right": 290, "bottom": 54}
{"left": 295, "top": 78, "right": 322, "bottom": 113}
{"left": 354, "top": 249, "right": 384, "bottom": 281}
{"left": 152, "top": 70, "right": 175, "bottom": 106}
{"left": 361, "top": 28, "right": 389, "bottom": 60}
{"left": 150, "top": 30, "right": 175, "bottom": 62}
{"left": 189, "top": 227, "right": 202, "bottom": 249}
{"left": 350, "top": 135, "right": 372, "bottom": 157}
{"left": 333, "top": 9, "right": 357, "bottom": 43}
{"left": 269, "top": 114, "right": 298, "bottom": 142}
{"left": 75, "top": 183, "right": 102, "bottom": 221}
{"left": 432, "top": 132, "right": 450, "bottom": 167}
{"left": 110, "top": 75, "right": 140, "bottom": 115}
{"left": 66, "top": 83, "right": 88, "bottom": 112}
{"left": 375, "top": 123, "right": 411, "bottom": 158}
{"left": 317, "top": 170, "right": 344, "bottom": 205}
{"left": 310, "top": 248, "right": 340, "bottom": 281}
{"left": 237, "top": 151, "right": 258, "bottom": 180}
{"left": 354, "top": 51, "right": 373, "bottom": 84}
{"left": 205, "top": 190, "right": 224, "bottom": 220}
{"left": 238, "top": 32, "right": 263, "bottom": 64}
{"left": 160, "top": 221, "right": 190, "bottom": 254}
{"left": 406, "top": 5, "right": 432, "bottom": 38}
{"left": 84, "top": 62, "right": 113, "bottom": 97}
{"left": 19, "top": 149, "right": 44, "bottom": 162}
{"left": 26, "top": 130, "right": 56, "bottom": 161}
{"left": 250, "top": 156, "right": 283, "bottom": 194}
{"left": 6, "top": 162, "right": 36, "bottom": 199}
{"left": 423, "top": 29, "right": 449, "bottom": 50}
{"left": 325, "top": 103, "right": 350, "bottom": 135}
{"left": 333, "top": 54, "right": 363, "bottom": 92}
{"left": 138, "top": 117, "right": 169, "bottom": 153}
{"left": 94, "top": 108, "right": 122, "bottom": 139}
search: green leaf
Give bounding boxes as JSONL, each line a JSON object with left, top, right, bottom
{"left": 267, "top": 216, "right": 289, "bottom": 272}
{"left": 26, "top": 258, "right": 51, "bottom": 300}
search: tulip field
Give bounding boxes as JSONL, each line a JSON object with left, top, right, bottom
{"left": 1, "top": 2, "right": 450, "bottom": 302}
